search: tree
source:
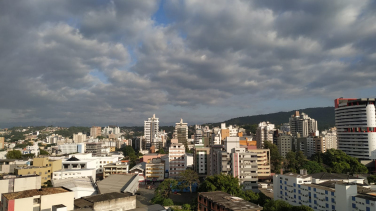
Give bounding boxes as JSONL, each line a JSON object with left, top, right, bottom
{"left": 311, "top": 149, "right": 367, "bottom": 174}
{"left": 6, "top": 150, "right": 22, "bottom": 159}
{"left": 264, "top": 141, "right": 282, "bottom": 173}
{"left": 122, "top": 145, "right": 136, "bottom": 157}
{"left": 157, "top": 148, "right": 167, "bottom": 154}
{"left": 40, "top": 149, "right": 49, "bottom": 155}
{"left": 198, "top": 174, "right": 244, "bottom": 196}
{"left": 96, "top": 136, "right": 105, "bottom": 140}
{"left": 368, "top": 175, "right": 376, "bottom": 184}
{"left": 263, "top": 200, "right": 314, "bottom": 211}
{"left": 152, "top": 179, "right": 178, "bottom": 201}
{"left": 300, "top": 160, "right": 326, "bottom": 174}
{"left": 178, "top": 169, "right": 199, "bottom": 193}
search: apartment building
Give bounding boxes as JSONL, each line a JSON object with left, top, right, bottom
{"left": 15, "top": 158, "right": 62, "bottom": 183}
{"left": 277, "top": 134, "right": 293, "bottom": 158}
{"left": 256, "top": 121, "right": 275, "bottom": 149}
{"left": 174, "top": 118, "right": 188, "bottom": 145}
{"left": 198, "top": 191, "right": 263, "bottom": 211}
{"left": 1, "top": 187, "right": 74, "bottom": 211}
{"left": 194, "top": 146, "right": 210, "bottom": 177}
{"left": 274, "top": 172, "right": 376, "bottom": 211}
{"left": 144, "top": 114, "right": 159, "bottom": 150}
{"left": 169, "top": 143, "right": 186, "bottom": 178}
{"left": 210, "top": 145, "right": 225, "bottom": 176}
{"left": 289, "top": 111, "right": 318, "bottom": 138}
{"left": 58, "top": 143, "right": 78, "bottom": 154}
{"left": 145, "top": 158, "right": 165, "bottom": 182}
{"left": 85, "top": 143, "right": 102, "bottom": 156}
{"left": 0, "top": 159, "right": 30, "bottom": 174}
{"left": 73, "top": 132, "right": 87, "bottom": 143}
{"left": 90, "top": 126, "right": 101, "bottom": 138}
{"left": 321, "top": 127, "right": 337, "bottom": 150}
{"left": 248, "top": 149, "right": 271, "bottom": 178}
{"left": 103, "top": 162, "right": 129, "bottom": 178}
{"left": 334, "top": 98, "right": 376, "bottom": 159}
{"left": 0, "top": 137, "right": 4, "bottom": 149}
{"left": 230, "top": 148, "right": 258, "bottom": 190}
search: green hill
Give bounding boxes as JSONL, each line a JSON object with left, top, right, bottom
{"left": 207, "top": 107, "right": 335, "bottom": 132}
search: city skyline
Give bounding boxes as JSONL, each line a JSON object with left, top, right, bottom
{"left": 1, "top": 0, "right": 376, "bottom": 127}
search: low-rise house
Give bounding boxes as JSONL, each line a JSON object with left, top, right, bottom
{"left": 103, "top": 162, "right": 129, "bottom": 179}
{"left": 0, "top": 175, "right": 41, "bottom": 202}
{"left": 53, "top": 168, "right": 96, "bottom": 181}
{"left": 97, "top": 174, "right": 139, "bottom": 195}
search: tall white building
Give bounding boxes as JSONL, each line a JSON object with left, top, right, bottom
{"left": 335, "top": 98, "right": 376, "bottom": 159}
{"left": 144, "top": 114, "right": 159, "bottom": 150}
{"left": 289, "top": 111, "right": 318, "bottom": 138}
{"left": 73, "top": 132, "right": 87, "bottom": 143}
{"left": 58, "top": 143, "right": 78, "bottom": 154}
{"left": 321, "top": 127, "right": 337, "bottom": 150}
{"left": 102, "top": 126, "right": 120, "bottom": 136}
{"left": 256, "top": 121, "right": 275, "bottom": 148}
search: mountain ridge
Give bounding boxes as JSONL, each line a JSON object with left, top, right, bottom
{"left": 206, "top": 107, "right": 335, "bottom": 131}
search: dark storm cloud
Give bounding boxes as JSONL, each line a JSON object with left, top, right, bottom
{"left": 0, "top": 0, "right": 375, "bottom": 127}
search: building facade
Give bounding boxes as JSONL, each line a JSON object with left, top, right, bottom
{"left": 334, "top": 98, "right": 376, "bottom": 159}
{"left": 289, "top": 111, "right": 318, "bottom": 138}
{"left": 256, "top": 121, "right": 275, "bottom": 149}
{"left": 145, "top": 158, "right": 165, "bottom": 182}
{"left": 198, "top": 191, "right": 263, "bottom": 211}
{"left": 174, "top": 119, "right": 188, "bottom": 145}
{"left": 194, "top": 146, "right": 210, "bottom": 177}
{"left": 169, "top": 143, "right": 186, "bottom": 178}
{"left": 144, "top": 114, "right": 159, "bottom": 150}
{"left": 90, "top": 126, "right": 101, "bottom": 139}
{"left": 277, "top": 135, "right": 293, "bottom": 158}
{"left": 103, "top": 162, "right": 129, "bottom": 178}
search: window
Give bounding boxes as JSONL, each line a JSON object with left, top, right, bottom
{"left": 367, "top": 207, "right": 370, "bottom": 211}
{"left": 331, "top": 192, "right": 334, "bottom": 196}
{"left": 33, "top": 198, "right": 40, "bottom": 204}
{"left": 366, "top": 200, "right": 370, "bottom": 204}
{"left": 352, "top": 196, "right": 356, "bottom": 201}
{"left": 352, "top": 203, "right": 356, "bottom": 208}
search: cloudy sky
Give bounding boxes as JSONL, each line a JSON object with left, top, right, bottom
{"left": 1, "top": 0, "right": 376, "bottom": 127}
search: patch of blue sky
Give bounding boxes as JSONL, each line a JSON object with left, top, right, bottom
{"left": 339, "top": 55, "right": 363, "bottom": 65}
{"left": 152, "top": 0, "right": 174, "bottom": 26}
{"left": 90, "top": 69, "right": 109, "bottom": 84}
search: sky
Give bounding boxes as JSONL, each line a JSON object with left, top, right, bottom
{"left": 1, "top": 0, "right": 376, "bottom": 127}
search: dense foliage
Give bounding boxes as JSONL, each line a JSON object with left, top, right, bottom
{"left": 284, "top": 151, "right": 326, "bottom": 174}
{"left": 121, "top": 145, "right": 137, "bottom": 168}
{"left": 54, "top": 126, "right": 90, "bottom": 138}
{"left": 311, "top": 149, "right": 368, "bottom": 174}
{"left": 40, "top": 149, "right": 49, "bottom": 155}
{"left": 264, "top": 141, "right": 282, "bottom": 173}
{"left": 151, "top": 179, "right": 178, "bottom": 205}
{"left": 263, "top": 200, "right": 313, "bottom": 211}
{"left": 368, "top": 175, "right": 376, "bottom": 184}
{"left": 6, "top": 150, "right": 22, "bottom": 159}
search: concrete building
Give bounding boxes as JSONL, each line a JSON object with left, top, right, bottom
{"left": 0, "top": 159, "right": 30, "bottom": 174}
{"left": 86, "top": 143, "right": 102, "bottom": 156}
{"left": 77, "top": 143, "right": 85, "bottom": 153}
{"left": 24, "top": 143, "right": 39, "bottom": 156}
{"left": 145, "top": 158, "right": 165, "bottom": 182}
{"left": 195, "top": 125, "right": 203, "bottom": 144}
{"left": 90, "top": 126, "right": 102, "bottom": 139}
{"left": 0, "top": 175, "right": 41, "bottom": 203}
{"left": 256, "top": 121, "right": 275, "bottom": 149}
{"left": 321, "top": 127, "right": 337, "bottom": 150}
{"left": 144, "top": 114, "right": 159, "bottom": 150}
{"left": 281, "top": 123, "right": 291, "bottom": 133}
{"left": 97, "top": 174, "right": 140, "bottom": 195}
{"left": 53, "top": 168, "right": 96, "bottom": 181}
{"left": 273, "top": 172, "right": 376, "bottom": 211}
{"left": 102, "top": 126, "right": 121, "bottom": 137}
{"left": 52, "top": 177, "right": 96, "bottom": 199}
{"left": 129, "top": 162, "right": 146, "bottom": 177}
{"left": 73, "top": 132, "right": 87, "bottom": 143}
{"left": 194, "top": 146, "right": 210, "bottom": 177}
{"left": 103, "top": 162, "right": 129, "bottom": 178}
{"left": 169, "top": 143, "right": 186, "bottom": 178}
{"left": 0, "top": 137, "right": 4, "bottom": 149}
{"left": 185, "top": 153, "right": 193, "bottom": 169}
{"left": 58, "top": 143, "right": 78, "bottom": 154}
{"left": 334, "top": 98, "right": 376, "bottom": 159}
{"left": 289, "top": 111, "right": 318, "bottom": 138}
{"left": 209, "top": 145, "right": 224, "bottom": 176}
{"left": 174, "top": 118, "right": 188, "bottom": 145}
{"left": 1, "top": 187, "right": 74, "bottom": 211}
{"left": 198, "top": 191, "right": 263, "bottom": 211}
{"left": 74, "top": 192, "right": 136, "bottom": 211}
{"left": 15, "top": 158, "right": 62, "bottom": 183}
{"left": 248, "top": 149, "right": 271, "bottom": 179}
{"left": 64, "top": 154, "right": 118, "bottom": 174}
{"left": 277, "top": 134, "right": 293, "bottom": 158}
{"left": 230, "top": 148, "right": 259, "bottom": 190}
{"left": 296, "top": 137, "right": 326, "bottom": 158}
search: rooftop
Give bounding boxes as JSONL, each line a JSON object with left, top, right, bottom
{"left": 283, "top": 172, "right": 311, "bottom": 179}
{"left": 74, "top": 192, "right": 133, "bottom": 208}
{"left": 310, "top": 172, "right": 361, "bottom": 180}
{"left": 3, "top": 187, "right": 71, "bottom": 200}
{"left": 52, "top": 178, "right": 96, "bottom": 190}
{"left": 356, "top": 193, "right": 376, "bottom": 201}
{"left": 97, "top": 174, "right": 139, "bottom": 194}
{"left": 199, "top": 191, "right": 263, "bottom": 211}
{"left": 55, "top": 168, "right": 96, "bottom": 172}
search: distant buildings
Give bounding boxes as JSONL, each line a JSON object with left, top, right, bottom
{"left": 73, "top": 132, "right": 87, "bottom": 143}
{"left": 321, "top": 127, "right": 337, "bottom": 150}
{"left": 289, "top": 111, "right": 318, "bottom": 137}
{"left": 334, "top": 98, "right": 376, "bottom": 159}
{"left": 193, "top": 146, "right": 210, "bottom": 177}
{"left": 90, "top": 126, "right": 101, "bottom": 138}
{"left": 74, "top": 192, "right": 136, "bottom": 211}
{"left": 0, "top": 137, "right": 4, "bottom": 149}
{"left": 277, "top": 134, "right": 293, "bottom": 158}
{"left": 256, "top": 121, "right": 275, "bottom": 148}
{"left": 58, "top": 143, "right": 78, "bottom": 154}
{"left": 15, "top": 158, "right": 62, "bottom": 183}
{"left": 103, "top": 162, "right": 129, "bottom": 179}
{"left": 144, "top": 114, "right": 159, "bottom": 150}
{"left": 0, "top": 175, "right": 41, "bottom": 203}
{"left": 145, "top": 158, "right": 165, "bottom": 182}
